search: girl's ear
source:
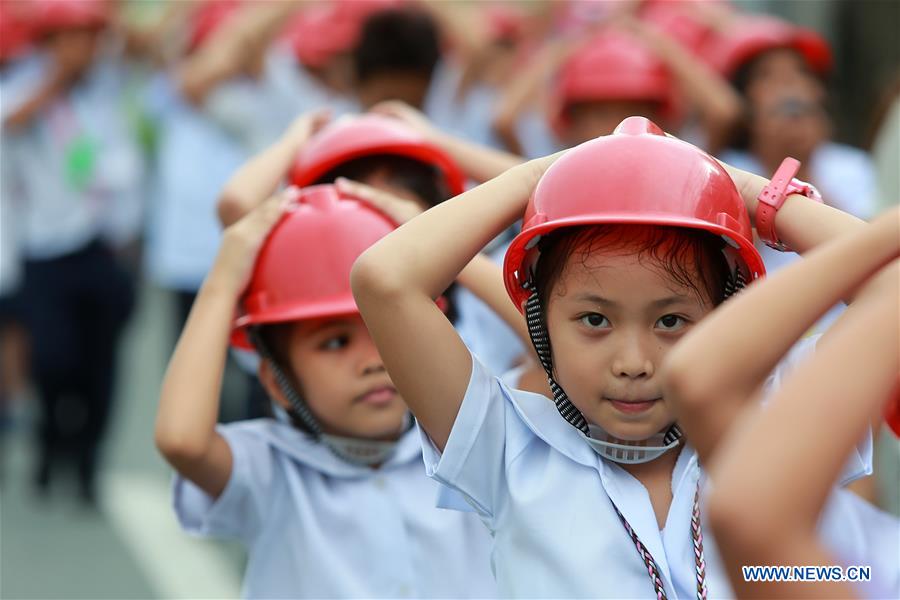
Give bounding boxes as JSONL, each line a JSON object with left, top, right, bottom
{"left": 257, "top": 359, "right": 291, "bottom": 412}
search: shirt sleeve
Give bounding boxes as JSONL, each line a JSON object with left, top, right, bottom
{"left": 172, "top": 425, "right": 277, "bottom": 541}
{"left": 418, "top": 351, "right": 512, "bottom": 520}
{"left": 763, "top": 334, "right": 873, "bottom": 485}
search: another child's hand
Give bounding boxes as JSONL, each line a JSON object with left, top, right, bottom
{"left": 335, "top": 178, "right": 424, "bottom": 225}
{"left": 282, "top": 109, "right": 331, "bottom": 152}
{"left": 211, "top": 189, "right": 294, "bottom": 294}
{"left": 369, "top": 101, "right": 439, "bottom": 141}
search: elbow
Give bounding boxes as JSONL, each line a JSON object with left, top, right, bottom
{"left": 350, "top": 249, "right": 403, "bottom": 311}
{"left": 217, "top": 190, "right": 248, "bottom": 228}
{"left": 660, "top": 351, "right": 721, "bottom": 418}
{"left": 154, "top": 426, "right": 210, "bottom": 468}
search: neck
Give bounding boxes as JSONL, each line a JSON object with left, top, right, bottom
{"left": 619, "top": 443, "right": 682, "bottom": 479}
{"left": 621, "top": 444, "right": 683, "bottom": 529}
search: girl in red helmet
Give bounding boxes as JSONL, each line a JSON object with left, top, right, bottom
{"left": 155, "top": 110, "right": 531, "bottom": 598}
{"left": 667, "top": 206, "right": 899, "bottom": 599}
{"left": 352, "top": 117, "right": 899, "bottom": 598}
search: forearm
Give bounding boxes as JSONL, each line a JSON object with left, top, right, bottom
{"left": 456, "top": 254, "right": 530, "bottom": 348}
{"left": 355, "top": 159, "right": 550, "bottom": 305}
{"left": 655, "top": 36, "right": 742, "bottom": 151}
{"left": 432, "top": 128, "right": 524, "bottom": 183}
{"left": 155, "top": 267, "right": 240, "bottom": 458}
{"left": 178, "top": 0, "right": 303, "bottom": 104}
{"left": 3, "top": 72, "right": 67, "bottom": 130}
{"left": 491, "top": 42, "right": 567, "bottom": 153}
{"left": 710, "top": 282, "right": 898, "bottom": 600}
{"left": 218, "top": 135, "right": 297, "bottom": 226}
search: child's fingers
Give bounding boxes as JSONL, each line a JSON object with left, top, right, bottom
{"left": 245, "top": 189, "right": 292, "bottom": 236}
{"left": 335, "top": 177, "right": 421, "bottom": 223}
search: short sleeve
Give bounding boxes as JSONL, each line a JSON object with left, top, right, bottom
{"left": 764, "top": 335, "right": 873, "bottom": 485}
{"left": 419, "top": 352, "right": 510, "bottom": 520}
{"left": 172, "top": 425, "right": 277, "bottom": 541}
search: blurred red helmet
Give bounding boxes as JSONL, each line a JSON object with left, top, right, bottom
{"left": 289, "top": 114, "right": 466, "bottom": 198}
{"left": 187, "top": 0, "right": 241, "bottom": 53}
{"left": 503, "top": 116, "right": 764, "bottom": 310}
{"left": 281, "top": 0, "right": 401, "bottom": 68}
{"left": 707, "top": 15, "right": 832, "bottom": 80}
{"left": 638, "top": 0, "right": 727, "bottom": 56}
{"left": 885, "top": 382, "right": 900, "bottom": 438}
{"left": 231, "top": 184, "right": 397, "bottom": 349}
{"left": 0, "top": 2, "right": 34, "bottom": 60}
{"left": 30, "top": 0, "right": 109, "bottom": 36}
{"left": 552, "top": 31, "right": 674, "bottom": 131}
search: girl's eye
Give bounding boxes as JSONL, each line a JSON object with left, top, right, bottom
{"left": 579, "top": 313, "right": 610, "bottom": 329}
{"left": 319, "top": 335, "right": 350, "bottom": 351}
{"left": 655, "top": 314, "right": 687, "bottom": 332}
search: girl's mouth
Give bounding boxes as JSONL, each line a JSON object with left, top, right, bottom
{"left": 357, "top": 385, "right": 398, "bottom": 406}
{"left": 605, "top": 397, "right": 661, "bottom": 414}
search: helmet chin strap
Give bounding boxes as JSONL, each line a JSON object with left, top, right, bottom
{"left": 250, "top": 328, "right": 409, "bottom": 467}
{"left": 521, "top": 253, "right": 745, "bottom": 462}
{"left": 584, "top": 423, "right": 683, "bottom": 464}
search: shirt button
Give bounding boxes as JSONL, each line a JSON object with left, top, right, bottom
{"left": 374, "top": 477, "right": 386, "bottom": 490}
{"left": 398, "top": 584, "right": 411, "bottom": 597}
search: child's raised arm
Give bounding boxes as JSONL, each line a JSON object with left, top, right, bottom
{"left": 351, "top": 154, "right": 562, "bottom": 450}
{"left": 370, "top": 101, "right": 525, "bottom": 183}
{"left": 703, "top": 213, "right": 900, "bottom": 599}
{"left": 663, "top": 206, "right": 900, "bottom": 463}
{"left": 217, "top": 110, "right": 330, "bottom": 226}
{"left": 155, "top": 193, "right": 290, "bottom": 497}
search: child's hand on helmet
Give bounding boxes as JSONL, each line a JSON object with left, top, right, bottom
{"left": 281, "top": 109, "right": 332, "bottom": 152}
{"left": 369, "top": 101, "right": 439, "bottom": 141}
{"left": 334, "top": 178, "right": 424, "bottom": 225}
{"left": 212, "top": 188, "right": 294, "bottom": 294}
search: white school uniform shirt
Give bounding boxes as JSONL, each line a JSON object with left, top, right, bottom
{"left": 420, "top": 339, "right": 898, "bottom": 599}
{"left": 143, "top": 72, "right": 246, "bottom": 292}
{"left": 173, "top": 419, "right": 497, "bottom": 599}
{"left": 1, "top": 51, "right": 145, "bottom": 260}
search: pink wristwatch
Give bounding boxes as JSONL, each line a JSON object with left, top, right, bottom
{"left": 756, "top": 157, "right": 823, "bottom": 252}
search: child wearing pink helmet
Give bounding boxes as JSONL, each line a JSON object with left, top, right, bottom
{"left": 352, "top": 117, "right": 899, "bottom": 597}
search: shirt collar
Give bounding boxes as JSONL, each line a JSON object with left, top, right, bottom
{"left": 251, "top": 418, "right": 423, "bottom": 478}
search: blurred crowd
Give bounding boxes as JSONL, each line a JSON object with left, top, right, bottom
{"left": 0, "top": 0, "right": 897, "bottom": 509}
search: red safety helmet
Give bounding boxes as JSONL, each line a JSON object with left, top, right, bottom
{"left": 289, "top": 114, "right": 466, "bottom": 198}
{"left": 503, "top": 116, "right": 765, "bottom": 310}
{"left": 552, "top": 31, "right": 675, "bottom": 131}
{"left": 187, "top": 0, "right": 241, "bottom": 53}
{"left": 281, "top": 0, "right": 400, "bottom": 68}
{"left": 30, "top": 0, "right": 109, "bottom": 36}
{"left": 885, "top": 382, "right": 900, "bottom": 438}
{"left": 231, "top": 184, "right": 396, "bottom": 349}
{"left": 708, "top": 15, "right": 832, "bottom": 80}
{"left": 0, "top": 2, "right": 34, "bottom": 60}
{"left": 638, "top": 0, "right": 726, "bottom": 56}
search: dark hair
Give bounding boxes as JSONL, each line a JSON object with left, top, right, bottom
{"left": 532, "top": 224, "right": 731, "bottom": 316}
{"left": 316, "top": 154, "right": 447, "bottom": 208}
{"left": 353, "top": 8, "right": 440, "bottom": 84}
